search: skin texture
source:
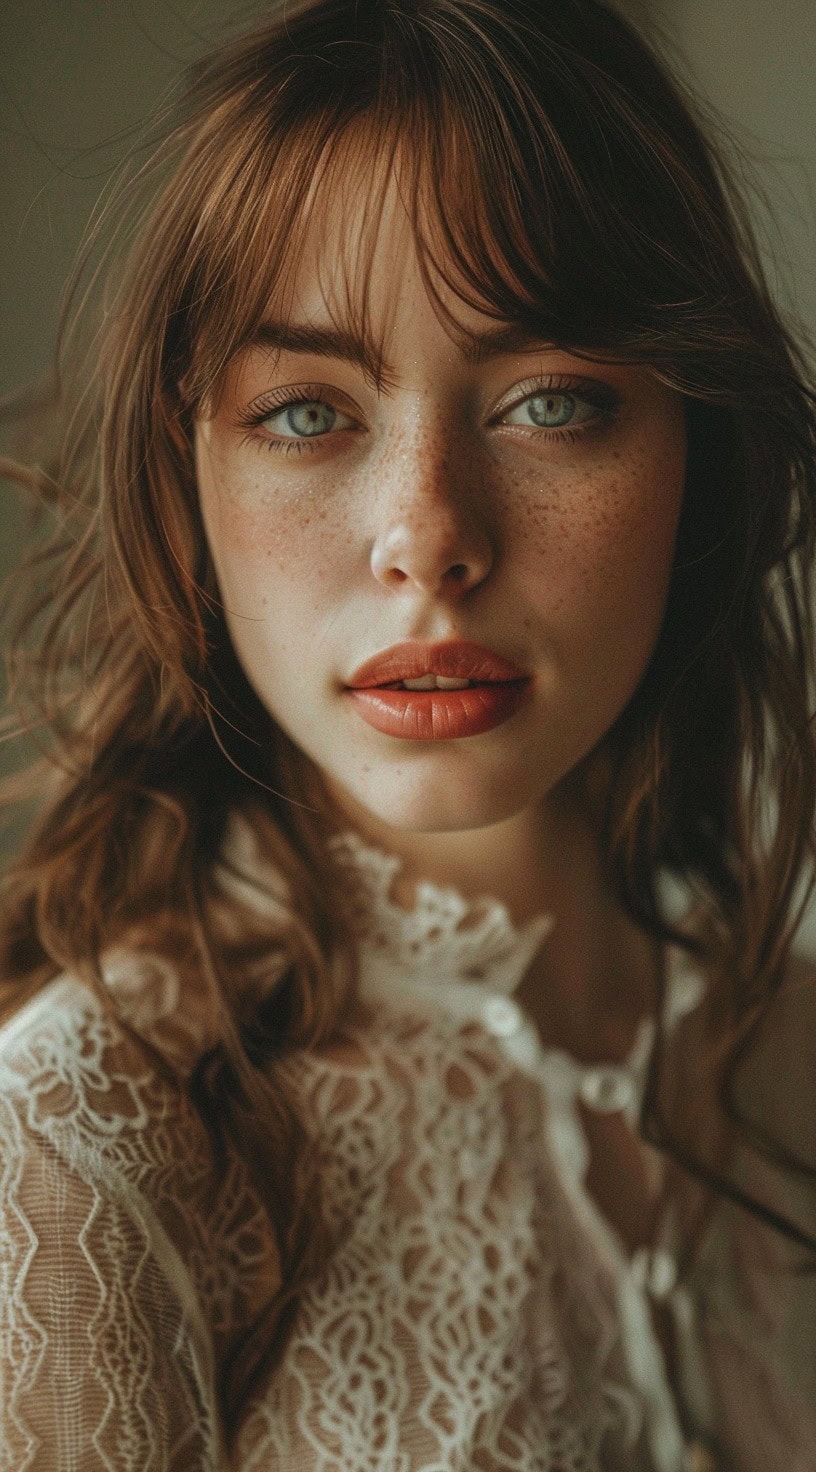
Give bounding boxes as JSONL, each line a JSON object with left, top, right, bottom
{"left": 195, "top": 170, "right": 687, "bottom": 954}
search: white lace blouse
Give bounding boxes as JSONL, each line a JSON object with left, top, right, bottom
{"left": 1, "top": 827, "right": 814, "bottom": 1471}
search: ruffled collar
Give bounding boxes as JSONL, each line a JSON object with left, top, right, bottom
{"left": 325, "top": 828, "right": 705, "bottom": 1059}
{"left": 326, "top": 827, "right": 555, "bottom": 1000}
{"left": 214, "top": 814, "right": 703, "bottom": 1055}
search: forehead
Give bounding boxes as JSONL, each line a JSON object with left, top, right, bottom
{"left": 286, "top": 157, "right": 415, "bottom": 321}
{"left": 192, "top": 109, "right": 652, "bottom": 413}
{"left": 262, "top": 129, "right": 518, "bottom": 381}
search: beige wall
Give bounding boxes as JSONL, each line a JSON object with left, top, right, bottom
{"left": 649, "top": 0, "right": 816, "bottom": 342}
{"left": 0, "top": 2, "right": 272, "bottom": 399}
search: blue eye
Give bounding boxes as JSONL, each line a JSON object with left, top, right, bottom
{"left": 262, "top": 399, "right": 343, "bottom": 437}
{"left": 503, "top": 390, "right": 598, "bottom": 431}
{"left": 526, "top": 392, "right": 576, "bottom": 428}
{"left": 259, "top": 397, "right": 360, "bottom": 440}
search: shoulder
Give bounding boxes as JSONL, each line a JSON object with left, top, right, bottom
{"left": 0, "top": 966, "right": 224, "bottom": 1220}
{"left": 730, "top": 949, "right": 816, "bottom": 1163}
{"left": 0, "top": 972, "right": 231, "bottom": 1470}
{"left": 678, "top": 954, "right": 816, "bottom": 1464}
{"left": 0, "top": 966, "right": 194, "bottom": 1205}
{"left": 0, "top": 969, "right": 145, "bottom": 1123}
{"left": 1, "top": 944, "right": 219, "bottom": 1093}
{"left": 0, "top": 965, "right": 278, "bottom": 1441}
{"left": 0, "top": 955, "right": 275, "bottom": 1250}
{"left": 1, "top": 966, "right": 190, "bottom": 1127}
{"left": 691, "top": 947, "right": 816, "bottom": 1283}
{"left": 669, "top": 945, "right": 816, "bottom": 1154}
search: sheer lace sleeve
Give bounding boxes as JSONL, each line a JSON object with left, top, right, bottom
{"left": 0, "top": 975, "right": 228, "bottom": 1472}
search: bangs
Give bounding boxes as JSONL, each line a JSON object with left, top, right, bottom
{"left": 173, "top": 0, "right": 737, "bottom": 413}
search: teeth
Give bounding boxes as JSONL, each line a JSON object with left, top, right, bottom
{"left": 400, "top": 674, "right": 474, "bottom": 691}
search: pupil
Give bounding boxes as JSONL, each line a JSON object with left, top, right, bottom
{"left": 529, "top": 392, "right": 575, "bottom": 428}
{"left": 287, "top": 401, "right": 335, "bottom": 436}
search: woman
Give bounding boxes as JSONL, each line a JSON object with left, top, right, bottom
{"left": 1, "top": 0, "right": 815, "bottom": 1467}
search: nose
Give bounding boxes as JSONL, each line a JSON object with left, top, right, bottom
{"left": 369, "top": 430, "right": 495, "bottom": 597}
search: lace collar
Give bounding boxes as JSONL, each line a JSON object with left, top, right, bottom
{"left": 215, "top": 815, "right": 703, "bottom": 1053}
{"left": 326, "top": 827, "right": 555, "bottom": 1000}
{"left": 325, "top": 828, "right": 704, "bottom": 1061}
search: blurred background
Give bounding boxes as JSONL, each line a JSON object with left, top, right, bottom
{"left": 1, "top": 0, "right": 815, "bottom": 936}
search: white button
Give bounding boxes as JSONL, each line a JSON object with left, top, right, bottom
{"left": 630, "top": 1245, "right": 677, "bottom": 1299}
{"left": 578, "top": 1066, "right": 635, "bottom": 1113}
{"left": 481, "top": 996, "right": 523, "bottom": 1038}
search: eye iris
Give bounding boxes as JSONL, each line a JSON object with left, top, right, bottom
{"left": 286, "top": 401, "right": 336, "bottom": 436}
{"left": 528, "top": 392, "right": 575, "bottom": 428}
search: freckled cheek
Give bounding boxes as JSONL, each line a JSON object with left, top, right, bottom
{"left": 511, "top": 459, "right": 684, "bottom": 628}
{"left": 200, "top": 470, "right": 355, "bottom": 618}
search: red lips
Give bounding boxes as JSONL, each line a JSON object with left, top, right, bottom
{"left": 347, "top": 640, "right": 526, "bottom": 688}
{"left": 345, "top": 641, "right": 531, "bottom": 740}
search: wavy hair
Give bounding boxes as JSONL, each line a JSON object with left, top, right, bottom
{"left": 2, "top": 0, "right": 816, "bottom": 1445}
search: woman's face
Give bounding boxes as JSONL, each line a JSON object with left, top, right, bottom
{"left": 195, "top": 174, "right": 686, "bottom": 840}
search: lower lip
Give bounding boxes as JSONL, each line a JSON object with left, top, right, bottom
{"left": 346, "top": 681, "right": 530, "bottom": 740}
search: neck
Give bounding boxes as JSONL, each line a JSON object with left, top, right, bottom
{"left": 324, "top": 768, "right": 661, "bottom": 1060}
{"left": 326, "top": 774, "right": 580, "bottom": 923}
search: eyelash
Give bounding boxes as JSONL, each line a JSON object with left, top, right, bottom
{"left": 237, "top": 377, "right": 619, "bottom": 456}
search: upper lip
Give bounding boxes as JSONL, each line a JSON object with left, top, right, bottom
{"left": 346, "top": 640, "right": 528, "bottom": 688}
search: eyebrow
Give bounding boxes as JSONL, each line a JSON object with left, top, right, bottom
{"left": 245, "top": 318, "right": 553, "bottom": 377}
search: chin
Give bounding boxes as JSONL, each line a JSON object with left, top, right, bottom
{"left": 334, "top": 763, "right": 541, "bottom": 836}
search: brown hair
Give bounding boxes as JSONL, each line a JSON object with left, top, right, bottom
{"left": 2, "top": 0, "right": 816, "bottom": 1444}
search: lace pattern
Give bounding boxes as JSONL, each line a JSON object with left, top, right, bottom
{"left": 238, "top": 1008, "right": 648, "bottom": 1470}
{"left": 326, "top": 828, "right": 555, "bottom": 997}
{"left": 0, "top": 968, "right": 654, "bottom": 1471}
{"left": 5, "top": 823, "right": 810, "bottom": 1470}
{"left": 0, "top": 979, "right": 274, "bottom": 1471}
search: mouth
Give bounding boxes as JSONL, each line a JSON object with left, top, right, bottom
{"left": 344, "top": 639, "right": 531, "bottom": 739}
{"left": 345, "top": 681, "right": 530, "bottom": 740}
{"left": 378, "top": 675, "right": 482, "bottom": 691}
{"left": 347, "top": 639, "right": 527, "bottom": 690}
